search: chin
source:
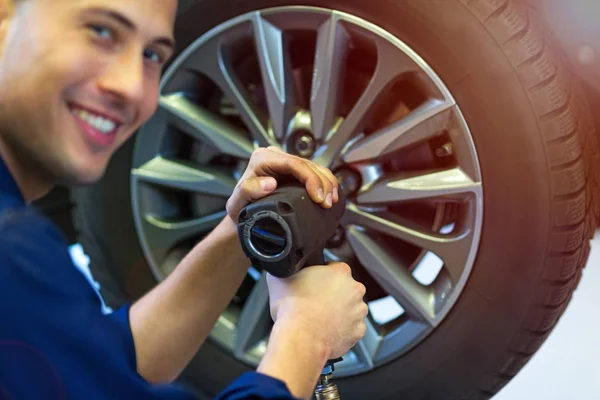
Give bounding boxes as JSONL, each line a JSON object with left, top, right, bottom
{"left": 58, "top": 160, "right": 108, "bottom": 187}
{"left": 76, "top": 167, "right": 107, "bottom": 186}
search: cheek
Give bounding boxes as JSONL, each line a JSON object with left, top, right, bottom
{"left": 139, "top": 82, "right": 161, "bottom": 123}
{"left": 54, "top": 47, "right": 107, "bottom": 88}
{"left": 8, "top": 25, "right": 101, "bottom": 91}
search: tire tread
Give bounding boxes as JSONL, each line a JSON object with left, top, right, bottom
{"left": 460, "top": 0, "right": 597, "bottom": 397}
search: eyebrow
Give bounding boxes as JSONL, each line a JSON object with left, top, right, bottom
{"left": 86, "top": 7, "right": 176, "bottom": 50}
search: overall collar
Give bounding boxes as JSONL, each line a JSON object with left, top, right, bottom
{"left": 0, "top": 155, "right": 26, "bottom": 208}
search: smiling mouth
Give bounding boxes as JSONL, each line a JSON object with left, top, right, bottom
{"left": 68, "top": 103, "right": 125, "bottom": 149}
{"left": 70, "top": 106, "right": 121, "bottom": 134}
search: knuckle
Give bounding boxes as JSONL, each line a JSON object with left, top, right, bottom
{"left": 315, "top": 164, "right": 328, "bottom": 175}
{"left": 357, "top": 282, "right": 367, "bottom": 297}
{"left": 240, "top": 179, "right": 252, "bottom": 192}
{"left": 351, "top": 327, "right": 365, "bottom": 344}
{"left": 292, "top": 157, "right": 306, "bottom": 169}
{"left": 237, "top": 179, "right": 256, "bottom": 197}
{"left": 321, "top": 163, "right": 333, "bottom": 172}
{"left": 282, "top": 157, "right": 294, "bottom": 169}
{"left": 318, "top": 165, "right": 335, "bottom": 179}
{"left": 344, "top": 264, "right": 353, "bottom": 275}
{"left": 335, "top": 262, "right": 352, "bottom": 274}
{"left": 361, "top": 303, "right": 369, "bottom": 317}
{"left": 253, "top": 147, "right": 266, "bottom": 157}
{"left": 267, "top": 146, "right": 285, "bottom": 155}
{"left": 358, "top": 322, "right": 367, "bottom": 337}
{"left": 249, "top": 149, "right": 264, "bottom": 165}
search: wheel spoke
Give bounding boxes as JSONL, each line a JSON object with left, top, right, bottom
{"left": 310, "top": 13, "right": 350, "bottom": 141}
{"left": 234, "top": 274, "right": 272, "bottom": 359}
{"left": 185, "top": 32, "right": 278, "bottom": 147}
{"left": 132, "top": 156, "right": 236, "bottom": 197}
{"left": 344, "top": 100, "right": 455, "bottom": 163}
{"left": 159, "top": 94, "right": 255, "bottom": 159}
{"left": 143, "top": 212, "right": 226, "bottom": 255}
{"left": 375, "top": 319, "right": 430, "bottom": 364}
{"left": 357, "top": 168, "right": 482, "bottom": 204}
{"left": 343, "top": 204, "right": 472, "bottom": 283}
{"left": 346, "top": 226, "right": 437, "bottom": 326}
{"left": 252, "top": 13, "right": 296, "bottom": 140}
{"left": 313, "top": 40, "right": 419, "bottom": 168}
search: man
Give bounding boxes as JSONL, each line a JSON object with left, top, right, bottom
{"left": 0, "top": 0, "right": 368, "bottom": 399}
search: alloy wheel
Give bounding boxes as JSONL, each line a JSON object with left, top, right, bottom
{"left": 131, "top": 6, "right": 483, "bottom": 377}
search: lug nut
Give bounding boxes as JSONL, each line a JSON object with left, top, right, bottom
{"left": 293, "top": 130, "right": 316, "bottom": 158}
{"left": 435, "top": 143, "right": 454, "bottom": 158}
{"left": 335, "top": 168, "right": 362, "bottom": 197}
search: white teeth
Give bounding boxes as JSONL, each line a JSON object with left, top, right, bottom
{"left": 72, "top": 108, "right": 118, "bottom": 134}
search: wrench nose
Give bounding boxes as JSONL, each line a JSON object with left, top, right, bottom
{"left": 250, "top": 218, "right": 287, "bottom": 257}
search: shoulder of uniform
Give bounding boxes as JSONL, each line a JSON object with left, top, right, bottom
{"left": 0, "top": 206, "right": 65, "bottom": 238}
{"left": 0, "top": 206, "right": 86, "bottom": 296}
{"left": 0, "top": 206, "right": 70, "bottom": 260}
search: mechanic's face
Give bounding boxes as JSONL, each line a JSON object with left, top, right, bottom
{"left": 0, "top": 0, "right": 177, "bottom": 188}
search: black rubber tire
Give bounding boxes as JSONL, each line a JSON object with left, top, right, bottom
{"left": 71, "top": 0, "right": 599, "bottom": 398}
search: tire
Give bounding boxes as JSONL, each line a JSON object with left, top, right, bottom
{"left": 71, "top": 0, "right": 598, "bottom": 398}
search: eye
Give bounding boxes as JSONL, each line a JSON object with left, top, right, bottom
{"left": 88, "top": 24, "right": 114, "bottom": 40}
{"left": 143, "top": 48, "right": 162, "bottom": 64}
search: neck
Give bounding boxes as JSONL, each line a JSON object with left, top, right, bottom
{"left": 0, "top": 138, "right": 53, "bottom": 203}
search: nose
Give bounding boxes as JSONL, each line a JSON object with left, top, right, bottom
{"left": 97, "top": 46, "right": 145, "bottom": 110}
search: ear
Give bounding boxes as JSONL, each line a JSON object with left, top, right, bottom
{"left": 0, "top": 0, "right": 16, "bottom": 20}
{"left": 0, "top": 0, "right": 16, "bottom": 54}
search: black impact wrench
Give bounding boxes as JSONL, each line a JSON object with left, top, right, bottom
{"left": 237, "top": 181, "right": 347, "bottom": 400}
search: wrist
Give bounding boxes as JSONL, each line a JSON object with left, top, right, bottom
{"left": 211, "top": 216, "right": 242, "bottom": 250}
{"left": 221, "top": 214, "right": 238, "bottom": 235}
{"left": 258, "top": 318, "right": 329, "bottom": 399}
{"left": 275, "top": 304, "right": 330, "bottom": 354}
{"left": 273, "top": 315, "right": 330, "bottom": 362}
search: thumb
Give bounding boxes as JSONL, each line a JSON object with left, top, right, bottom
{"left": 227, "top": 177, "right": 278, "bottom": 222}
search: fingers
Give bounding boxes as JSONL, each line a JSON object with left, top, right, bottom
{"left": 308, "top": 162, "right": 339, "bottom": 205}
{"left": 305, "top": 163, "right": 334, "bottom": 208}
{"left": 226, "top": 176, "right": 278, "bottom": 222}
{"left": 268, "top": 147, "right": 338, "bottom": 201}
{"left": 315, "top": 164, "right": 339, "bottom": 204}
{"left": 251, "top": 147, "right": 339, "bottom": 208}
{"left": 254, "top": 147, "right": 324, "bottom": 204}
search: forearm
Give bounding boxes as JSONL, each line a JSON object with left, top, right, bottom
{"left": 129, "top": 216, "right": 249, "bottom": 384}
{"left": 257, "top": 316, "right": 329, "bottom": 400}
